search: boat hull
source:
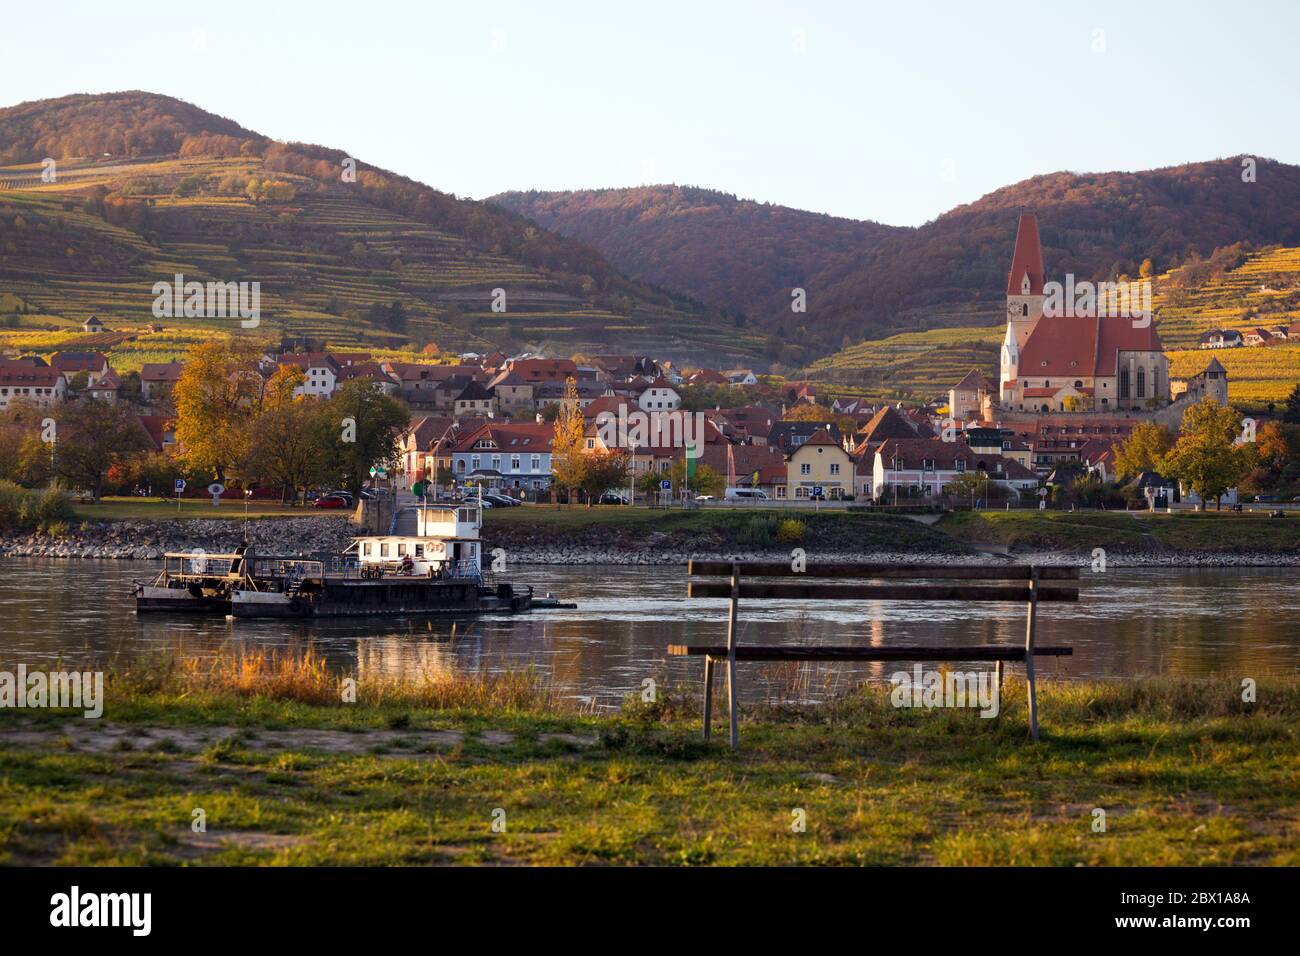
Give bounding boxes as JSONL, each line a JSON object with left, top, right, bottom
{"left": 230, "top": 578, "right": 533, "bottom": 619}
{"left": 134, "top": 584, "right": 231, "bottom": 614}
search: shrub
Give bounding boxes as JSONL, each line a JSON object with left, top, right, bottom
{"left": 775, "top": 518, "right": 806, "bottom": 544}
{"left": 21, "top": 487, "right": 75, "bottom": 534}
{"left": 0, "top": 479, "right": 29, "bottom": 532}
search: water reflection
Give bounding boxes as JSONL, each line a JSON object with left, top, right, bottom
{"left": 0, "top": 559, "right": 1297, "bottom": 706}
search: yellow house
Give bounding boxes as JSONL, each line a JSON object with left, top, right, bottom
{"left": 786, "top": 428, "right": 853, "bottom": 499}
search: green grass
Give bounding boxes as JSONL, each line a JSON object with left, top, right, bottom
{"left": 68, "top": 496, "right": 353, "bottom": 522}
{"left": 938, "top": 510, "right": 1300, "bottom": 553}
{"left": 2, "top": 671, "right": 1297, "bottom": 866}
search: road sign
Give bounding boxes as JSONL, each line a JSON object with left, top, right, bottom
{"left": 812, "top": 485, "right": 824, "bottom": 497}
{"left": 174, "top": 478, "right": 186, "bottom": 493}
{"left": 369, "top": 466, "right": 377, "bottom": 477}
{"left": 412, "top": 481, "right": 425, "bottom": 498}
{"left": 660, "top": 479, "right": 671, "bottom": 491}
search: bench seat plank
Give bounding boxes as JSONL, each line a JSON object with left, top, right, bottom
{"left": 687, "top": 581, "right": 1078, "bottom": 602}
{"left": 668, "top": 644, "right": 1072, "bottom": 660}
{"left": 688, "top": 560, "right": 1079, "bottom": 580}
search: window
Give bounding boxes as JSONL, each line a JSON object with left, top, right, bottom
{"left": 360, "top": 542, "right": 369, "bottom": 556}
{"left": 531, "top": 454, "right": 540, "bottom": 471}
{"left": 1136, "top": 367, "right": 1146, "bottom": 398}
{"left": 922, "top": 458, "right": 935, "bottom": 470}
{"left": 511, "top": 455, "right": 520, "bottom": 471}
{"left": 776, "top": 486, "right": 786, "bottom": 498}
{"left": 1119, "top": 368, "right": 1130, "bottom": 399}
{"left": 956, "top": 459, "right": 967, "bottom": 472}
{"left": 380, "top": 543, "right": 390, "bottom": 557}
{"left": 829, "top": 463, "right": 840, "bottom": 476}
{"left": 471, "top": 455, "right": 480, "bottom": 471}
{"left": 800, "top": 463, "right": 811, "bottom": 476}
{"left": 397, "top": 543, "right": 407, "bottom": 556}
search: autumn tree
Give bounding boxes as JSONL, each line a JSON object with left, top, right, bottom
{"left": 52, "top": 400, "right": 152, "bottom": 501}
{"left": 1111, "top": 422, "right": 1175, "bottom": 480}
{"left": 246, "top": 399, "right": 328, "bottom": 504}
{"left": 578, "top": 449, "right": 629, "bottom": 505}
{"left": 172, "top": 338, "right": 268, "bottom": 482}
{"left": 1161, "top": 399, "right": 1256, "bottom": 510}
{"left": 1283, "top": 382, "right": 1300, "bottom": 425}
{"left": 317, "top": 381, "right": 409, "bottom": 498}
{"left": 549, "top": 378, "right": 586, "bottom": 505}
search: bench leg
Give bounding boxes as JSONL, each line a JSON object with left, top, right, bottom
{"left": 702, "top": 656, "right": 714, "bottom": 741}
{"left": 1024, "top": 570, "right": 1040, "bottom": 741}
{"left": 726, "top": 656, "right": 738, "bottom": 751}
{"left": 995, "top": 660, "right": 1004, "bottom": 692}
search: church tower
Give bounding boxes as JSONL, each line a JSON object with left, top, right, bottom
{"left": 1000, "top": 212, "right": 1046, "bottom": 393}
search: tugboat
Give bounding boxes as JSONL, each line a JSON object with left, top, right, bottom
{"left": 228, "top": 501, "right": 538, "bottom": 619}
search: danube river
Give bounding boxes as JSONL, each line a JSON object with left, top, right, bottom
{"left": 1, "top": 560, "right": 1296, "bottom": 707}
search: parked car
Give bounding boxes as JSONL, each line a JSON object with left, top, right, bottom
{"left": 598, "top": 492, "right": 628, "bottom": 505}
{"left": 326, "top": 490, "right": 356, "bottom": 506}
{"left": 1270, "top": 509, "right": 1287, "bottom": 519}
{"left": 1254, "top": 494, "right": 1279, "bottom": 502}
{"left": 724, "top": 487, "right": 768, "bottom": 500}
{"left": 313, "top": 494, "right": 349, "bottom": 509}
{"left": 695, "top": 494, "right": 716, "bottom": 501}
{"left": 484, "top": 493, "right": 521, "bottom": 507}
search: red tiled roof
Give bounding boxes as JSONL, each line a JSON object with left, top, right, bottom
{"left": 1018, "top": 314, "right": 1163, "bottom": 378}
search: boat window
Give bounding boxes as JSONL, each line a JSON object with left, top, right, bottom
{"left": 397, "top": 543, "right": 407, "bottom": 556}
{"left": 415, "top": 544, "right": 424, "bottom": 557}
{"left": 359, "top": 542, "right": 368, "bottom": 556}
{"left": 380, "top": 543, "right": 390, "bottom": 557}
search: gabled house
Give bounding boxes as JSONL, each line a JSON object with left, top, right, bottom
{"left": 449, "top": 421, "right": 555, "bottom": 491}
{"left": 140, "top": 361, "right": 185, "bottom": 399}
{"left": 637, "top": 377, "right": 681, "bottom": 412}
{"left": 0, "top": 361, "right": 68, "bottom": 409}
{"left": 871, "top": 437, "right": 1038, "bottom": 500}
{"left": 786, "top": 428, "right": 853, "bottom": 499}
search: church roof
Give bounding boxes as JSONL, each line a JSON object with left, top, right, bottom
{"left": 1006, "top": 213, "right": 1046, "bottom": 296}
{"left": 1018, "top": 314, "right": 1163, "bottom": 378}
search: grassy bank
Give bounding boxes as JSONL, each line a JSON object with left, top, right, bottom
{"left": 1, "top": 652, "right": 1296, "bottom": 865}
{"left": 67, "top": 496, "right": 354, "bottom": 522}
{"left": 938, "top": 510, "right": 1300, "bottom": 554}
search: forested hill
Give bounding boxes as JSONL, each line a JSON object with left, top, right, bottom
{"left": 491, "top": 185, "right": 905, "bottom": 334}
{"left": 497, "top": 159, "right": 1300, "bottom": 352}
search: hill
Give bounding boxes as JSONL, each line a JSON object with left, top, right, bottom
{"left": 0, "top": 92, "right": 768, "bottom": 366}
{"left": 496, "top": 160, "right": 1300, "bottom": 354}
{"left": 807, "top": 245, "right": 1300, "bottom": 411}
{"left": 490, "top": 185, "right": 904, "bottom": 345}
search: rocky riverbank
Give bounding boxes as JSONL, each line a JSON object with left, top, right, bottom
{"left": 2, "top": 515, "right": 1299, "bottom": 566}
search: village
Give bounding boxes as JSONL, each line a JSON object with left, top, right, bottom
{"left": 2, "top": 214, "right": 1293, "bottom": 518}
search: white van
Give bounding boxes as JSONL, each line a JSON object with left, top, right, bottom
{"left": 725, "top": 487, "right": 768, "bottom": 500}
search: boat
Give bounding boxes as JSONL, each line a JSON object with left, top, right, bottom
{"left": 133, "top": 548, "right": 256, "bottom": 613}
{"left": 227, "top": 502, "right": 543, "bottom": 619}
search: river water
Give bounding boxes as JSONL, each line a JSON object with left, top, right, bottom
{"left": 0, "top": 559, "right": 1296, "bottom": 707}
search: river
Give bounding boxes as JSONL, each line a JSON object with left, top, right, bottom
{"left": 1, "top": 559, "right": 1296, "bottom": 707}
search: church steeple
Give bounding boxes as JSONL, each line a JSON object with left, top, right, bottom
{"left": 1006, "top": 212, "right": 1045, "bottom": 295}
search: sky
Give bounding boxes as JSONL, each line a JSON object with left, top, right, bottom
{"left": 3, "top": 0, "right": 1297, "bottom": 227}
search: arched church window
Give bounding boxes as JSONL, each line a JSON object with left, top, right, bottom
{"left": 1137, "top": 367, "right": 1146, "bottom": 398}
{"left": 1022, "top": 304, "right": 1028, "bottom": 316}
{"left": 1119, "top": 368, "right": 1130, "bottom": 399}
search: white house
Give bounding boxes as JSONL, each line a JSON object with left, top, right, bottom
{"left": 870, "top": 438, "right": 1039, "bottom": 500}
{"left": 637, "top": 376, "right": 681, "bottom": 412}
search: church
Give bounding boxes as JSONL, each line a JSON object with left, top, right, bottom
{"left": 998, "top": 213, "right": 1169, "bottom": 413}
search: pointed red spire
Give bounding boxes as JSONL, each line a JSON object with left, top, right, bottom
{"left": 1006, "top": 212, "right": 1046, "bottom": 295}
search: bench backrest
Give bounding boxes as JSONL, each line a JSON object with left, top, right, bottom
{"left": 687, "top": 560, "right": 1079, "bottom": 603}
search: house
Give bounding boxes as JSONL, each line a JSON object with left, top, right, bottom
{"left": 948, "top": 369, "right": 994, "bottom": 421}
{"left": 769, "top": 420, "right": 842, "bottom": 453}
{"left": 49, "top": 351, "right": 111, "bottom": 386}
{"left": 0, "top": 361, "right": 68, "bottom": 409}
{"left": 724, "top": 369, "right": 758, "bottom": 386}
{"left": 83, "top": 368, "right": 121, "bottom": 403}
{"left": 1199, "top": 329, "right": 1244, "bottom": 349}
{"left": 452, "top": 380, "right": 497, "bottom": 418}
{"left": 1169, "top": 357, "right": 1229, "bottom": 405}
{"left": 687, "top": 368, "right": 730, "bottom": 386}
{"left": 871, "top": 437, "right": 1038, "bottom": 501}
{"left": 1243, "top": 328, "right": 1274, "bottom": 347}
{"left": 82, "top": 315, "right": 105, "bottom": 333}
{"left": 336, "top": 362, "right": 399, "bottom": 395}
{"left": 486, "top": 370, "right": 535, "bottom": 417}
{"left": 140, "top": 361, "right": 185, "bottom": 400}
{"left": 135, "top": 415, "right": 177, "bottom": 453}
{"left": 786, "top": 428, "right": 853, "bottom": 499}
{"left": 507, "top": 357, "right": 578, "bottom": 384}
{"left": 534, "top": 379, "right": 610, "bottom": 412}
{"left": 700, "top": 442, "right": 787, "bottom": 498}
{"left": 278, "top": 353, "right": 340, "bottom": 397}
{"left": 637, "top": 377, "right": 681, "bottom": 412}
{"left": 449, "top": 421, "right": 555, "bottom": 491}
{"left": 396, "top": 416, "right": 457, "bottom": 486}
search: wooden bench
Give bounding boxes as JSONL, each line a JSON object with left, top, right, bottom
{"left": 669, "top": 561, "right": 1077, "bottom": 749}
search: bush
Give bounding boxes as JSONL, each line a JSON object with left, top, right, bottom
{"left": 775, "top": 518, "right": 806, "bottom": 544}
{"left": 0, "top": 479, "right": 28, "bottom": 532}
{"left": 20, "top": 487, "right": 75, "bottom": 534}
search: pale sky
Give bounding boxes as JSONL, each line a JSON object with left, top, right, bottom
{"left": 3, "top": 0, "right": 1296, "bottom": 227}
